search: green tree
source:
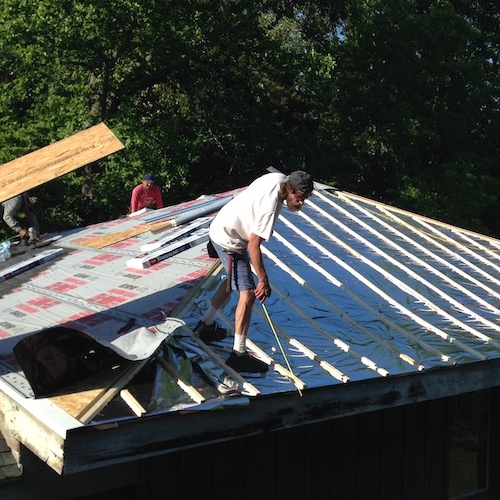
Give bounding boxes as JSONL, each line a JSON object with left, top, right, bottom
{"left": 321, "top": 0, "right": 499, "bottom": 234}
{"left": 0, "top": 0, "right": 498, "bottom": 239}
{"left": 0, "top": 1, "right": 336, "bottom": 231}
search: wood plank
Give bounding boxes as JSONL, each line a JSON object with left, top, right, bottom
{"left": 62, "top": 358, "right": 500, "bottom": 475}
{"left": 47, "top": 264, "right": 221, "bottom": 423}
{"left": 75, "top": 220, "right": 175, "bottom": 249}
{"left": 156, "top": 356, "right": 206, "bottom": 404}
{"left": 0, "top": 123, "right": 124, "bottom": 203}
{"left": 0, "top": 382, "right": 69, "bottom": 474}
{"left": 120, "top": 389, "right": 146, "bottom": 417}
{"left": 179, "top": 324, "right": 260, "bottom": 397}
{"left": 49, "top": 359, "right": 141, "bottom": 423}
{"left": 79, "top": 195, "right": 233, "bottom": 249}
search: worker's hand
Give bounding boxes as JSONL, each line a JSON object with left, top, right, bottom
{"left": 19, "top": 228, "right": 28, "bottom": 239}
{"left": 254, "top": 279, "right": 271, "bottom": 303}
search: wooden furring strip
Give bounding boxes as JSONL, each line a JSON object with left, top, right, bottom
{"left": 120, "top": 389, "right": 147, "bottom": 417}
{"left": 156, "top": 356, "right": 206, "bottom": 404}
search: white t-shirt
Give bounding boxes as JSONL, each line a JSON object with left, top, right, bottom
{"left": 209, "top": 172, "right": 286, "bottom": 253}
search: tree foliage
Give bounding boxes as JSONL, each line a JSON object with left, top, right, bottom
{"left": 0, "top": 0, "right": 498, "bottom": 238}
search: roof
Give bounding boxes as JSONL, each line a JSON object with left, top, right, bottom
{"left": 1, "top": 180, "right": 500, "bottom": 475}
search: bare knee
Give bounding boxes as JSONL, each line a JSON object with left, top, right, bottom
{"left": 239, "top": 289, "right": 256, "bottom": 306}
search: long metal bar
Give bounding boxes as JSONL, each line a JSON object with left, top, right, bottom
{"left": 213, "top": 309, "right": 309, "bottom": 388}
{"left": 179, "top": 324, "right": 260, "bottom": 397}
{"left": 261, "top": 302, "right": 303, "bottom": 396}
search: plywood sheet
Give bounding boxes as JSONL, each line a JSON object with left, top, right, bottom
{"left": 75, "top": 219, "right": 175, "bottom": 248}
{"left": 0, "top": 123, "right": 124, "bottom": 203}
{"left": 49, "top": 359, "right": 140, "bottom": 423}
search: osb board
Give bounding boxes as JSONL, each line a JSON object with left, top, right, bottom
{"left": 75, "top": 219, "right": 175, "bottom": 249}
{"left": 49, "top": 359, "right": 143, "bottom": 424}
{"left": 48, "top": 262, "right": 223, "bottom": 423}
{"left": 0, "top": 123, "right": 124, "bottom": 203}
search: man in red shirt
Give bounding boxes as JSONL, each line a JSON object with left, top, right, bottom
{"left": 130, "top": 173, "right": 164, "bottom": 213}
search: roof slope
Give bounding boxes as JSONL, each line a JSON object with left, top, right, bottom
{"left": 172, "top": 186, "right": 500, "bottom": 399}
{"left": 2, "top": 183, "right": 500, "bottom": 402}
{"left": 0, "top": 181, "right": 499, "bottom": 473}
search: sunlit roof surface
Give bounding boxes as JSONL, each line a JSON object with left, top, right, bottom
{"left": 1, "top": 183, "right": 499, "bottom": 418}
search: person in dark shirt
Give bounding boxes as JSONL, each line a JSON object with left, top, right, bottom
{"left": 0, "top": 193, "right": 41, "bottom": 243}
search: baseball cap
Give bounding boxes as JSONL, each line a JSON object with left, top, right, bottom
{"left": 143, "top": 173, "right": 155, "bottom": 183}
{"left": 288, "top": 171, "right": 313, "bottom": 193}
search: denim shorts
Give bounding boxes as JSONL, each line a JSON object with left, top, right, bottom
{"left": 210, "top": 240, "right": 256, "bottom": 292}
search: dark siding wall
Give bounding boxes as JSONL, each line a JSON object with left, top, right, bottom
{"left": 134, "top": 397, "right": 465, "bottom": 500}
{"left": 489, "top": 387, "right": 500, "bottom": 496}
{"left": 381, "top": 405, "right": 406, "bottom": 498}
{"left": 424, "top": 398, "right": 448, "bottom": 499}
{"left": 4, "top": 390, "right": 500, "bottom": 500}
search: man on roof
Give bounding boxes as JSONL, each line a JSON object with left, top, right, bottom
{"left": 195, "top": 170, "right": 314, "bottom": 373}
{"left": 0, "top": 193, "right": 41, "bottom": 244}
{"left": 130, "top": 173, "right": 164, "bottom": 213}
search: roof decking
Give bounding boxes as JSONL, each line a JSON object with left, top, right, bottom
{"left": 1, "top": 182, "right": 499, "bottom": 474}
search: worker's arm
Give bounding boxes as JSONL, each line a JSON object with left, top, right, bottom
{"left": 247, "top": 233, "right": 271, "bottom": 303}
{"left": 2, "top": 196, "right": 24, "bottom": 234}
{"left": 130, "top": 187, "right": 140, "bottom": 213}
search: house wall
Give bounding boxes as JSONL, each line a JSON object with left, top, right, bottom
{"left": 2, "top": 388, "right": 500, "bottom": 500}
{"left": 136, "top": 394, "right": 494, "bottom": 500}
